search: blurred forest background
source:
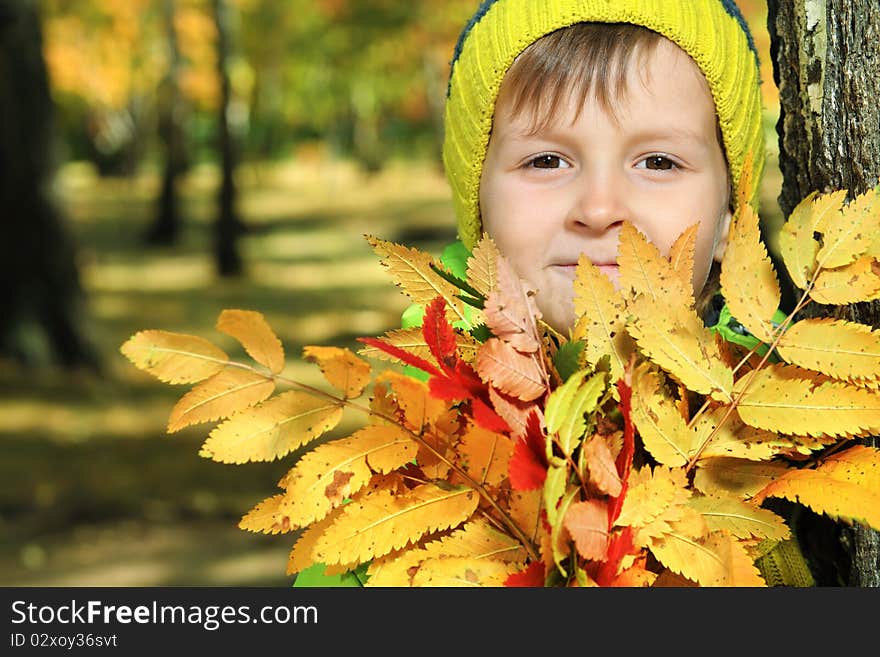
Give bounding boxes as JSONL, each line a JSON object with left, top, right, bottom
{"left": 0, "top": 0, "right": 781, "bottom": 586}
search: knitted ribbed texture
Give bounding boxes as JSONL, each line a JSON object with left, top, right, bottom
{"left": 443, "top": 0, "right": 765, "bottom": 249}
{"left": 754, "top": 538, "right": 816, "bottom": 587}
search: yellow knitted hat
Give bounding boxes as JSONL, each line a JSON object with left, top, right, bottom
{"left": 443, "top": 0, "right": 765, "bottom": 250}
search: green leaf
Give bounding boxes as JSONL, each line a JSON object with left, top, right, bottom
{"left": 545, "top": 369, "right": 608, "bottom": 457}
{"left": 554, "top": 340, "right": 585, "bottom": 382}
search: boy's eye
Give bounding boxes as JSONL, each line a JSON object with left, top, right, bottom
{"left": 529, "top": 154, "right": 568, "bottom": 169}
{"left": 639, "top": 155, "right": 676, "bottom": 171}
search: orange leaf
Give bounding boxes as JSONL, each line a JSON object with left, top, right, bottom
{"left": 378, "top": 370, "right": 449, "bottom": 433}
{"left": 584, "top": 436, "right": 622, "bottom": 497}
{"left": 563, "top": 499, "right": 609, "bottom": 561}
{"left": 459, "top": 424, "right": 514, "bottom": 487}
{"left": 475, "top": 338, "right": 546, "bottom": 402}
{"left": 482, "top": 255, "right": 541, "bottom": 353}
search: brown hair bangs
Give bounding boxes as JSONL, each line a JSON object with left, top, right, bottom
{"left": 498, "top": 22, "right": 664, "bottom": 133}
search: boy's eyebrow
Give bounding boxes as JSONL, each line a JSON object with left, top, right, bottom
{"left": 626, "top": 125, "right": 715, "bottom": 145}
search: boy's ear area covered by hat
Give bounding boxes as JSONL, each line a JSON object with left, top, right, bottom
{"left": 442, "top": 0, "right": 765, "bottom": 251}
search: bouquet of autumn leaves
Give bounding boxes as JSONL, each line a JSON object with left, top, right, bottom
{"left": 121, "top": 179, "right": 880, "bottom": 587}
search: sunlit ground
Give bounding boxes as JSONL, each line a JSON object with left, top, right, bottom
{"left": 1, "top": 130, "right": 783, "bottom": 586}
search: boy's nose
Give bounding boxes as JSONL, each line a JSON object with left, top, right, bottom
{"left": 567, "top": 167, "right": 629, "bottom": 232}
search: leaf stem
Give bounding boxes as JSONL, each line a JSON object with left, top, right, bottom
{"left": 232, "top": 360, "right": 540, "bottom": 561}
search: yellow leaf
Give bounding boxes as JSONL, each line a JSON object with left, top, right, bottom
{"left": 720, "top": 203, "right": 781, "bottom": 343}
{"left": 313, "top": 484, "right": 479, "bottom": 566}
{"left": 687, "top": 494, "right": 790, "bottom": 541}
{"left": 366, "top": 520, "right": 526, "bottom": 586}
{"left": 409, "top": 556, "right": 519, "bottom": 587}
{"left": 509, "top": 489, "right": 543, "bottom": 543}
{"left": 778, "top": 189, "right": 846, "bottom": 289}
{"left": 754, "top": 444, "right": 880, "bottom": 530}
{"left": 216, "top": 309, "right": 285, "bottom": 374}
{"left": 618, "top": 222, "right": 692, "bottom": 305}
{"left": 630, "top": 364, "right": 696, "bottom": 467}
{"left": 459, "top": 424, "right": 514, "bottom": 487}
{"left": 815, "top": 185, "right": 880, "bottom": 270}
{"left": 810, "top": 256, "right": 880, "bottom": 305}
{"left": 703, "top": 532, "right": 767, "bottom": 586}
{"left": 544, "top": 369, "right": 607, "bottom": 458}
{"left": 646, "top": 511, "right": 740, "bottom": 586}
{"left": 357, "top": 327, "right": 480, "bottom": 365}
{"left": 693, "top": 457, "right": 793, "bottom": 499}
{"left": 366, "top": 235, "right": 473, "bottom": 328}
{"left": 572, "top": 254, "right": 633, "bottom": 384}
{"left": 475, "top": 338, "right": 546, "bottom": 401}
{"left": 693, "top": 407, "right": 829, "bottom": 461}
{"left": 466, "top": 233, "right": 500, "bottom": 298}
{"left": 167, "top": 367, "right": 275, "bottom": 433}
{"left": 616, "top": 465, "right": 691, "bottom": 541}
{"left": 287, "top": 506, "right": 347, "bottom": 576}
{"left": 627, "top": 295, "right": 733, "bottom": 401}
{"left": 239, "top": 494, "right": 291, "bottom": 535}
{"left": 776, "top": 317, "right": 880, "bottom": 381}
{"left": 200, "top": 391, "right": 343, "bottom": 464}
{"left": 120, "top": 329, "right": 228, "bottom": 384}
{"left": 734, "top": 363, "right": 880, "bottom": 438}
{"left": 303, "top": 345, "right": 371, "bottom": 398}
{"left": 669, "top": 223, "right": 698, "bottom": 288}
{"left": 277, "top": 424, "right": 416, "bottom": 529}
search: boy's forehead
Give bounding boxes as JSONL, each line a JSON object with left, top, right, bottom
{"left": 496, "top": 37, "right": 718, "bottom": 135}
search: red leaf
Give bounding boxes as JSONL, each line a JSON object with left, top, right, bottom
{"left": 608, "top": 377, "right": 635, "bottom": 526}
{"left": 357, "top": 336, "right": 442, "bottom": 378}
{"left": 422, "top": 296, "right": 458, "bottom": 371}
{"left": 471, "top": 397, "right": 511, "bottom": 433}
{"left": 523, "top": 410, "right": 546, "bottom": 463}
{"left": 509, "top": 439, "right": 546, "bottom": 490}
{"left": 504, "top": 560, "right": 545, "bottom": 587}
{"left": 428, "top": 374, "right": 471, "bottom": 401}
{"left": 508, "top": 411, "right": 547, "bottom": 490}
{"left": 595, "top": 527, "right": 634, "bottom": 587}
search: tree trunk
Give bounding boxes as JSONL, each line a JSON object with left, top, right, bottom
{"left": 212, "top": 0, "right": 243, "bottom": 277}
{"left": 0, "top": 0, "right": 97, "bottom": 370}
{"left": 768, "top": 0, "right": 880, "bottom": 587}
{"left": 146, "top": 0, "right": 188, "bottom": 246}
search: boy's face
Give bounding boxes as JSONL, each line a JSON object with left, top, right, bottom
{"left": 479, "top": 38, "right": 732, "bottom": 334}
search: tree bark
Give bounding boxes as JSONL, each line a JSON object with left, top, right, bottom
{"left": 212, "top": 0, "right": 243, "bottom": 277}
{"left": 768, "top": 0, "right": 880, "bottom": 587}
{"left": 146, "top": 0, "right": 188, "bottom": 246}
{"left": 0, "top": 0, "right": 97, "bottom": 370}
